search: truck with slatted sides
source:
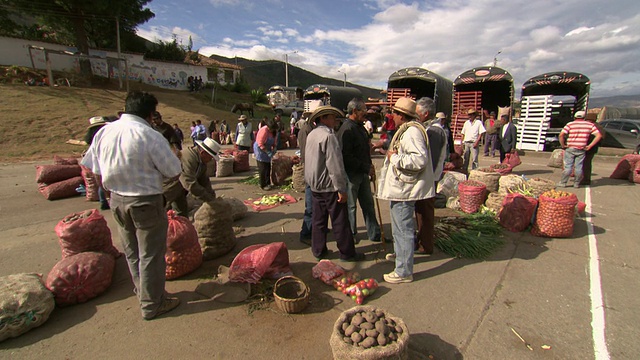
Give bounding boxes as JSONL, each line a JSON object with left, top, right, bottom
{"left": 303, "top": 84, "right": 362, "bottom": 114}
{"left": 518, "top": 72, "right": 590, "bottom": 151}
{"left": 451, "top": 66, "right": 514, "bottom": 145}
{"left": 267, "top": 85, "right": 303, "bottom": 107}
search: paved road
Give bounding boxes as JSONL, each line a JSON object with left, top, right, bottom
{"left": 0, "top": 151, "right": 637, "bottom": 359}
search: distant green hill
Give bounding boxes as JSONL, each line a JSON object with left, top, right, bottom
{"left": 209, "top": 55, "right": 383, "bottom": 100}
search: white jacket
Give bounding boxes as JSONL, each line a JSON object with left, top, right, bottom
{"left": 377, "top": 123, "right": 435, "bottom": 201}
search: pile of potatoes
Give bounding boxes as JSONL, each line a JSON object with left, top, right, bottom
{"left": 338, "top": 308, "right": 403, "bottom": 348}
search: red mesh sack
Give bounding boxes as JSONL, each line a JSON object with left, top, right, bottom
{"left": 53, "top": 155, "right": 79, "bottom": 165}
{"left": 54, "top": 209, "right": 120, "bottom": 258}
{"left": 498, "top": 194, "right": 538, "bottom": 232}
{"left": 232, "top": 150, "right": 250, "bottom": 173}
{"left": 38, "top": 176, "right": 84, "bottom": 200}
{"left": 502, "top": 151, "right": 522, "bottom": 169}
{"left": 80, "top": 166, "right": 99, "bottom": 201}
{"left": 449, "top": 152, "right": 464, "bottom": 170}
{"left": 228, "top": 242, "right": 292, "bottom": 284}
{"left": 632, "top": 160, "right": 640, "bottom": 184}
{"left": 45, "top": 252, "right": 115, "bottom": 307}
{"left": 165, "top": 210, "right": 202, "bottom": 280}
{"left": 490, "top": 163, "right": 513, "bottom": 175}
{"left": 609, "top": 154, "right": 640, "bottom": 179}
{"left": 35, "top": 164, "right": 81, "bottom": 184}
{"left": 458, "top": 180, "right": 486, "bottom": 214}
{"left": 270, "top": 153, "right": 293, "bottom": 186}
{"left": 312, "top": 260, "right": 345, "bottom": 285}
{"left": 531, "top": 192, "right": 579, "bottom": 238}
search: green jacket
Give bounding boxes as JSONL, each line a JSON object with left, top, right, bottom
{"left": 180, "top": 146, "right": 216, "bottom": 202}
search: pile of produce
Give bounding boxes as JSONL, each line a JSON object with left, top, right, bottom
{"left": 336, "top": 308, "right": 404, "bottom": 348}
{"left": 458, "top": 180, "right": 487, "bottom": 214}
{"left": 531, "top": 189, "right": 578, "bottom": 238}
{"left": 334, "top": 276, "right": 379, "bottom": 305}
{"left": 435, "top": 212, "right": 504, "bottom": 259}
{"left": 252, "top": 194, "right": 287, "bottom": 206}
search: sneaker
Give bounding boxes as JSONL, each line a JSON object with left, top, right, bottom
{"left": 340, "top": 252, "right": 365, "bottom": 262}
{"left": 383, "top": 271, "right": 413, "bottom": 284}
{"left": 556, "top": 182, "right": 567, "bottom": 188}
{"left": 145, "top": 296, "right": 180, "bottom": 320}
{"left": 385, "top": 253, "right": 396, "bottom": 261}
{"left": 262, "top": 185, "right": 273, "bottom": 191}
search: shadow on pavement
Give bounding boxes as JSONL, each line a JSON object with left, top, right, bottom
{"left": 408, "top": 332, "right": 464, "bottom": 359}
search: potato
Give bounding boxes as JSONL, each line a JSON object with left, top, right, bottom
{"left": 363, "top": 311, "right": 378, "bottom": 323}
{"left": 361, "top": 337, "right": 377, "bottom": 349}
{"left": 365, "top": 329, "right": 379, "bottom": 338}
{"left": 375, "top": 320, "right": 388, "bottom": 335}
{"left": 343, "top": 336, "right": 353, "bottom": 345}
{"left": 359, "top": 328, "right": 367, "bottom": 338}
{"left": 395, "top": 325, "right": 403, "bottom": 334}
{"left": 341, "top": 322, "right": 349, "bottom": 332}
{"left": 388, "top": 332, "right": 397, "bottom": 341}
{"left": 377, "top": 333, "right": 388, "bottom": 346}
{"left": 351, "top": 313, "right": 364, "bottom": 326}
{"left": 375, "top": 309, "right": 385, "bottom": 318}
{"left": 351, "top": 332, "right": 363, "bottom": 344}
{"left": 360, "top": 321, "right": 374, "bottom": 330}
{"left": 344, "top": 324, "right": 357, "bottom": 337}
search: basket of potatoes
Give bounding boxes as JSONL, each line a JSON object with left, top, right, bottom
{"left": 329, "top": 305, "right": 410, "bottom": 360}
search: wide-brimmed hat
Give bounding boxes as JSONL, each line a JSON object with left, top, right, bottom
{"left": 435, "top": 112, "right": 446, "bottom": 119}
{"left": 195, "top": 138, "right": 221, "bottom": 161}
{"left": 467, "top": 109, "right": 478, "bottom": 115}
{"left": 309, "top": 106, "right": 345, "bottom": 124}
{"left": 574, "top": 110, "right": 586, "bottom": 119}
{"left": 238, "top": 115, "right": 248, "bottom": 121}
{"left": 392, "top": 97, "right": 418, "bottom": 119}
{"left": 88, "top": 116, "right": 106, "bottom": 127}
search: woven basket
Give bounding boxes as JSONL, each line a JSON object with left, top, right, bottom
{"left": 273, "top": 276, "right": 309, "bottom": 313}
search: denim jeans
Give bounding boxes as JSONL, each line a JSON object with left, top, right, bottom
{"left": 390, "top": 200, "right": 416, "bottom": 277}
{"left": 300, "top": 185, "right": 312, "bottom": 239}
{"left": 347, "top": 172, "right": 381, "bottom": 241}
{"left": 462, "top": 142, "right": 479, "bottom": 172}
{"left": 561, "top": 147, "right": 586, "bottom": 186}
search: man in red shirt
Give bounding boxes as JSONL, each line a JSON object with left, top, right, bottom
{"left": 558, "top": 111, "right": 602, "bottom": 188}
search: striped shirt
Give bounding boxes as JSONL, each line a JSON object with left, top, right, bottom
{"left": 561, "top": 120, "right": 600, "bottom": 149}
{"left": 81, "top": 114, "right": 182, "bottom": 196}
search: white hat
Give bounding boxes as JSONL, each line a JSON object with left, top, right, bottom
{"left": 392, "top": 97, "right": 418, "bottom": 119}
{"left": 574, "top": 110, "right": 586, "bottom": 119}
{"left": 435, "top": 112, "right": 446, "bottom": 119}
{"left": 195, "top": 138, "right": 221, "bottom": 161}
{"left": 88, "top": 116, "right": 106, "bottom": 127}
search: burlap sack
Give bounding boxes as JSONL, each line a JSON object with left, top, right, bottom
{"left": 0, "top": 273, "right": 55, "bottom": 342}
{"left": 216, "top": 156, "right": 234, "bottom": 177}
{"left": 221, "top": 197, "right": 248, "bottom": 221}
{"left": 292, "top": 163, "right": 306, "bottom": 193}
{"left": 194, "top": 198, "right": 236, "bottom": 260}
{"left": 485, "top": 192, "right": 506, "bottom": 213}
{"left": 547, "top": 149, "right": 564, "bottom": 168}
{"left": 527, "top": 178, "right": 556, "bottom": 198}
{"left": 330, "top": 305, "right": 410, "bottom": 360}
{"left": 468, "top": 168, "right": 501, "bottom": 193}
{"left": 499, "top": 174, "right": 527, "bottom": 195}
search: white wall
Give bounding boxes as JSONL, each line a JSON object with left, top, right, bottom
{"left": 0, "top": 36, "right": 239, "bottom": 91}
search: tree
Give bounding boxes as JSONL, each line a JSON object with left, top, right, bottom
{"left": 144, "top": 37, "right": 186, "bottom": 62}
{"left": 1, "top": 0, "right": 154, "bottom": 54}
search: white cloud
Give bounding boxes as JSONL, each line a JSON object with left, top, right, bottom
{"left": 565, "top": 26, "right": 594, "bottom": 37}
{"left": 136, "top": 26, "right": 199, "bottom": 45}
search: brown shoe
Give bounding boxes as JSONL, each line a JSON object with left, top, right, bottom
{"left": 145, "top": 296, "right": 180, "bottom": 320}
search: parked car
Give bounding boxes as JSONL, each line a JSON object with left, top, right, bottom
{"left": 599, "top": 119, "right": 640, "bottom": 150}
{"left": 274, "top": 100, "right": 304, "bottom": 116}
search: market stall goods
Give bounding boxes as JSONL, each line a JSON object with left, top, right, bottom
{"left": 232, "top": 150, "right": 250, "bottom": 173}
{"left": 547, "top": 149, "right": 564, "bottom": 168}
{"left": 531, "top": 190, "right": 579, "bottom": 238}
{"left": 458, "top": 180, "right": 487, "bottom": 214}
{"left": 228, "top": 242, "right": 292, "bottom": 283}
{"left": 221, "top": 197, "right": 248, "bottom": 221}
{"left": 469, "top": 168, "right": 501, "bottom": 193}
{"left": 80, "top": 165, "right": 99, "bottom": 201}
{"left": 437, "top": 171, "right": 467, "bottom": 199}
{"left": 499, "top": 193, "right": 538, "bottom": 232}
{"left": 270, "top": 153, "right": 294, "bottom": 186}
{"left": 35, "top": 164, "right": 81, "bottom": 184}
{"left": 216, "top": 156, "right": 234, "bottom": 177}
{"left": 38, "top": 176, "right": 84, "bottom": 200}
{"left": 526, "top": 177, "right": 556, "bottom": 198}
{"left": 330, "top": 305, "right": 410, "bottom": 359}
{"left": 0, "top": 273, "right": 55, "bottom": 342}
{"left": 484, "top": 192, "right": 506, "bottom": 214}
{"left": 165, "top": 210, "right": 202, "bottom": 280}
{"left": 498, "top": 174, "right": 527, "bottom": 196}
{"left": 193, "top": 199, "right": 236, "bottom": 260}
{"left": 54, "top": 209, "right": 120, "bottom": 258}
{"left": 292, "top": 163, "right": 306, "bottom": 192}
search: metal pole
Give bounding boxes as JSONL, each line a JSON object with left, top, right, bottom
{"left": 285, "top": 54, "right": 289, "bottom": 87}
{"left": 45, "top": 50, "right": 54, "bottom": 88}
{"left": 116, "top": 16, "right": 123, "bottom": 89}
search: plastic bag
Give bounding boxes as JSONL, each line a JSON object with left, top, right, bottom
{"left": 228, "top": 242, "right": 292, "bottom": 284}
{"left": 344, "top": 278, "right": 379, "bottom": 305}
{"left": 312, "top": 260, "right": 345, "bottom": 285}
{"left": 498, "top": 193, "right": 538, "bottom": 232}
{"left": 332, "top": 272, "right": 361, "bottom": 293}
{"left": 437, "top": 171, "right": 467, "bottom": 199}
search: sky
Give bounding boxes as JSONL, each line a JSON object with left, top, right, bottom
{"left": 136, "top": 0, "right": 640, "bottom": 99}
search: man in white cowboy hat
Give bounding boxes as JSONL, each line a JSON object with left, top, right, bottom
{"left": 377, "top": 97, "right": 435, "bottom": 284}
{"left": 460, "top": 108, "right": 486, "bottom": 173}
{"left": 557, "top": 110, "right": 602, "bottom": 188}
{"left": 180, "top": 137, "right": 220, "bottom": 203}
{"left": 305, "top": 105, "right": 364, "bottom": 262}
{"left": 81, "top": 91, "right": 182, "bottom": 320}
{"left": 414, "top": 97, "right": 448, "bottom": 255}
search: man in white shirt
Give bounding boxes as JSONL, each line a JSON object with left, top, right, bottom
{"left": 460, "top": 109, "right": 486, "bottom": 172}
{"left": 82, "top": 91, "right": 182, "bottom": 320}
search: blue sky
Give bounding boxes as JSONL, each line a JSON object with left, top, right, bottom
{"left": 137, "top": 0, "right": 640, "bottom": 98}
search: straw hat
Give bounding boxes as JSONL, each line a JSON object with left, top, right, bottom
{"left": 467, "top": 109, "right": 478, "bottom": 115}
{"left": 392, "top": 97, "right": 418, "bottom": 119}
{"left": 435, "top": 112, "right": 446, "bottom": 119}
{"left": 308, "top": 106, "right": 344, "bottom": 124}
{"left": 88, "top": 116, "right": 106, "bottom": 127}
{"left": 195, "top": 138, "right": 221, "bottom": 161}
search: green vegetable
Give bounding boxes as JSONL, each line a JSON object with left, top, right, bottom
{"left": 435, "top": 212, "right": 504, "bottom": 259}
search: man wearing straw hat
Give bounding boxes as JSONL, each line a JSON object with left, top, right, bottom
{"left": 460, "top": 109, "right": 486, "bottom": 173}
{"left": 377, "top": 97, "right": 435, "bottom": 284}
{"left": 305, "top": 106, "right": 364, "bottom": 262}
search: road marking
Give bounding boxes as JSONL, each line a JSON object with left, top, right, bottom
{"left": 585, "top": 187, "right": 610, "bottom": 360}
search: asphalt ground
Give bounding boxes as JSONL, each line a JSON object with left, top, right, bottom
{"left": 0, "top": 149, "right": 638, "bottom": 359}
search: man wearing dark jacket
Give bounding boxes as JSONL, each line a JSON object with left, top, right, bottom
{"left": 152, "top": 111, "right": 182, "bottom": 150}
{"left": 336, "top": 98, "right": 382, "bottom": 243}
{"left": 498, "top": 115, "right": 518, "bottom": 163}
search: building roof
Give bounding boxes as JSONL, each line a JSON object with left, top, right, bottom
{"left": 183, "top": 51, "right": 242, "bottom": 70}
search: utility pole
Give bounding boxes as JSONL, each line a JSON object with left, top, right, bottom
{"left": 493, "top": 50, "right": 502, "bottom": 67}
{"left": 284, "top": 51, "right": 298, "bottom": 87}
{"left": 338, "top": 70, "right": 347, "bottom": 87}
{"left": 116, "top": 16, "right": 122, "bottom": 89}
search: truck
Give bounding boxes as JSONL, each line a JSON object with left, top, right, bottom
{"left": 518, "top": 71, "right": 590, "bottom": 151}
{"left": 451, "top": 66, "right": 514, "bottom": 145}
{"left": 267, "top": 85, "right": 303, "bottom": 108}
{"left": 303, "top": 84, "right": 362, "bottom": 114}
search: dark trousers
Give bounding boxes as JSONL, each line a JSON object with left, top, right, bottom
{"left": 300, "top": 185, "right": 312, "bottom": 239}
{"left": 414, "top": 197, "right": 435, "bottom": 254}
{"left": 499, "top": 147, "right": 508, "bottom": 163}
{"left": 580, "top": 149, "right": 597, "bottom": 185}
{"left": 257, "top": 160, "right": 271, "bottom": 188}
{"left": 311, "top": 191, "right": 356, "bottom": 259}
